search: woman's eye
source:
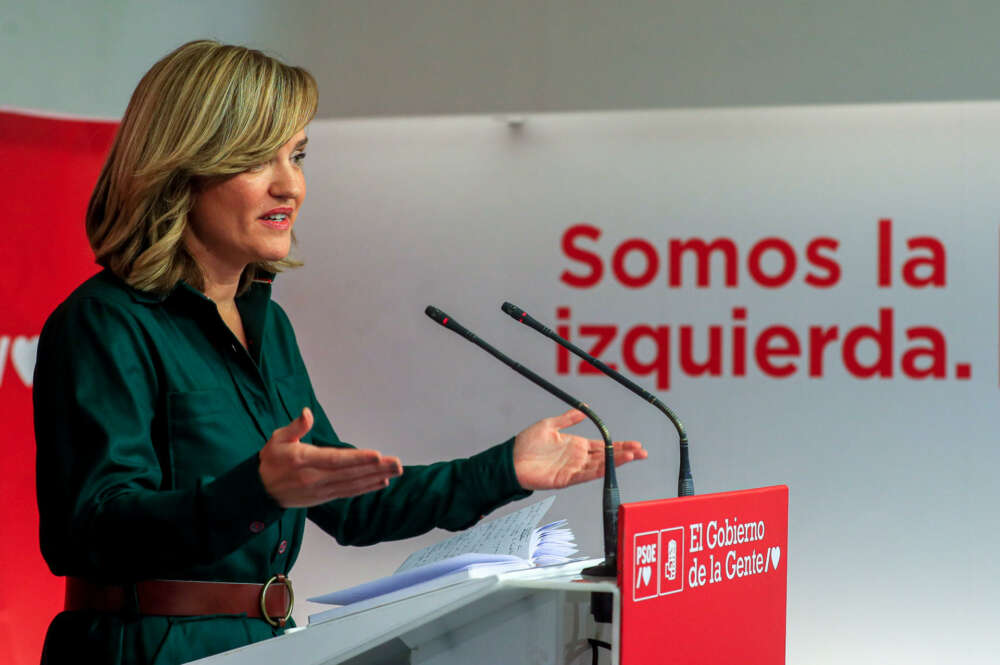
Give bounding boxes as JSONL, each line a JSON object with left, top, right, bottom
{"left": 292, "top": 152, "right": 307, "bottom": 167}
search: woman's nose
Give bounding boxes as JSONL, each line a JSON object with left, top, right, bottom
{"left": 269, "top": 162, "right": 303, "bottom": 201}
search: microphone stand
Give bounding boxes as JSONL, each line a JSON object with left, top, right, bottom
{"left": 502, "top": 302, "right": 694, "bottom": 497}
{"left": 425, "top": 306, "right": 620, "bottom": 577}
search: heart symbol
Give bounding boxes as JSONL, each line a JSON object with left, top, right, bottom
{"left": 641, "top": 565, "right": 651, "bottom": 587}
{"left": 12, "top": 336, "right": 39, "bottom": 387}
{"left": 769, "top": 546, "right": 781, "bottom": 570}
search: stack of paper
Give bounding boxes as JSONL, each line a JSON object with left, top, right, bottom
{"left": 309, "top": 496, "right": 577, "bottom": 609}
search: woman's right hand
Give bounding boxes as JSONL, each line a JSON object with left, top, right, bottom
{"left": 258, "top": 408, "right": 403, "bottom": 508}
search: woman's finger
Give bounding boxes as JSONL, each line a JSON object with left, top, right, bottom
{"left": 317, "top": 470, "right": 400, "bottom": 499}
{"left": 549, "top": 409, "right": 587, "bottom": 430}
{"left": 271, "top": 407, "right": 315, "bottom": 445}
{"left": 298, "top": 446, "right": 388, "bottom": 471}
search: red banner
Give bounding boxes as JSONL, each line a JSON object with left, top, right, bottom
{"left": 0, "top": 110, "right": 116, "bottom": 665}
{"left": 619, "top": 486, "right": 789, "bottom": 664}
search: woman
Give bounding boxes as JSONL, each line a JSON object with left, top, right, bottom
{"left": 34, "top": 40, "right": 645, "bottom": 665}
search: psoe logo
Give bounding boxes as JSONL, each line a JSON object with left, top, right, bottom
{"left": 659, "top": 526, "right": 684, "bottom": 596}
{"left": 633, "top": 530, "right": 660, "bottom": 601}
{"left": 0, "top": 335, "right": 38, "bottom": 388}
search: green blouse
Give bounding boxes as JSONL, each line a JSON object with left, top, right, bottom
{"left": 34, "top": 269, "right": 529, "bottom": 665}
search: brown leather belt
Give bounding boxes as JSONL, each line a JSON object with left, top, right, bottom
{"left": 65, "top": 575, "right": 294, "bottom": 627}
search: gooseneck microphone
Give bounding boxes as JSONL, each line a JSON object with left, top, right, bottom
{"left": 425, "top": 306, "right": 620, "bottom": 577}
{"left": 502, "top": 302, "right": 694, "bottom": 497}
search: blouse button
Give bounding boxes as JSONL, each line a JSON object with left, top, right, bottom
{"left": 278, "top": 540, "right": 288, "bottom": 554}
{"left": 249, "top": 521, "right": 265, "bottom": 534}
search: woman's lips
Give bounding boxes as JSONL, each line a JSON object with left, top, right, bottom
{"left": 258, "top": 216, "right": 292, "bottom": 230}
{"left": 259, "top": 209, "right": 293, "bottom": 230}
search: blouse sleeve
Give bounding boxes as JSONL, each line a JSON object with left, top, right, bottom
{"left": 34, "top": 297, "right": 284, "bottom": 581}
{"left": 303, "top": 373, "right": 533, "bottom": 546}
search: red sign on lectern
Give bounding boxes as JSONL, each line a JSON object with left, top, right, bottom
{"left": 618, "top": 485, "right": 788, "bottom": 664}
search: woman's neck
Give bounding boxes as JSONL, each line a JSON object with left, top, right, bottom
{"left": 184, "top": 231, "right": 244, "bottom": 306}
{"left": 181, "top": 230, "right": 249, "bottom": 349}
{"left": 200, "top": 271, "right": 241, "bottom": 306}
{"left": 197, "top": 263, "right": 248, "bottom": 349}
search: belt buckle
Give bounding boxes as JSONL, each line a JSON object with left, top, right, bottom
{"left": 260, "top": 574, "right": 294, "bottom": 628}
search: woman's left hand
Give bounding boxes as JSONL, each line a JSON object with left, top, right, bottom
{"left": 512, "top": 409, "right": 647, "bottom": 491}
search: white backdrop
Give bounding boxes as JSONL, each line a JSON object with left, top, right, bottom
{"left": 276, "top": 104, "right": 1000, "bottom": 664}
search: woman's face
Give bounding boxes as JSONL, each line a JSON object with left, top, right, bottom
{"left": 186, "top": 129, "right": 308, "bottom": 277}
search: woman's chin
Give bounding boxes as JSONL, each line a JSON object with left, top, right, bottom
{"left": 255, "top": 241, "right": 293, "bottom": 263}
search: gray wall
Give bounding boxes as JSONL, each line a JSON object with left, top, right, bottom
{"left": 5, "top": 0, "right": 1000, "bottom": 119}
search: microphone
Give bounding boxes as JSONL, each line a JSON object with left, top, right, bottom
{"left": 502, "top": 302, "right": 694, "bottom": 497}
{"left": 425, "top": 305, "right": 620, "bottom": 577}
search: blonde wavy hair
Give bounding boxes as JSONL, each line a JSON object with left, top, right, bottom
{"left": 86, "top": 40, "right": 318, "bottom": 295}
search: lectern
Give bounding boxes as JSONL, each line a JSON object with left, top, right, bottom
{"left": 187, "top": 486, "right": 787, "bottom": 665}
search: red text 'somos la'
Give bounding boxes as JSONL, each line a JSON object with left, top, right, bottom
{"left": 560, "top": 219, "right": 945, "bottom": 289}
